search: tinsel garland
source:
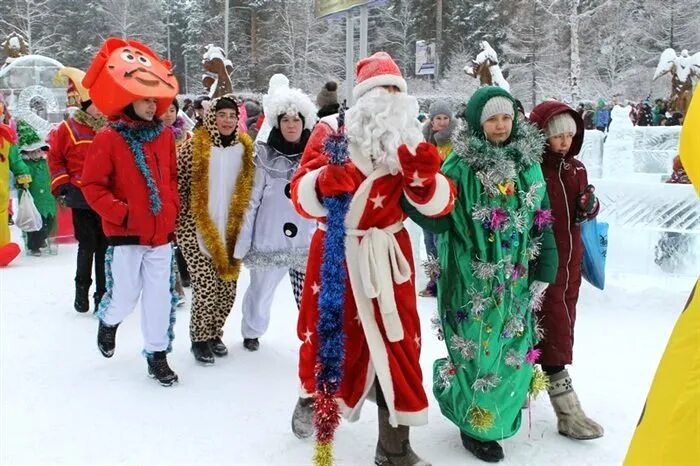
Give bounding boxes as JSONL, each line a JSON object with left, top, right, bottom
{"left": 110, "top": 120, "right": 164, "bottom": 215}
{"left": 529, "top": 366, "right": 550, "bottom": 399}
{"left": 189, "top": 127, "right": 254, "bottom": 281}
{"left": 468, "top": 405, "right": 495, "bottom": 432}
{"left": 73, "top": 109, "right": 107, "bottom": 132}
{"left": 313, "top": 109, "right": 350, "bottom": 466}
{"left": 95, "top": 246, "right": 115, "bottom": 321}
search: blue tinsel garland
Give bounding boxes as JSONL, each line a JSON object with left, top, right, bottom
{"left": 95, "top": 245, "right": 114, "bottom": 321}
{"left": 315, "top": 109, "right": 350, "bottom": 409}
{"left": 111, "top": 121, "right": 164, "bottom": 215}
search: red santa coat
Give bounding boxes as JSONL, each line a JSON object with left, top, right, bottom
{"left": 47, "top": 118, "right": 97, "bottom": 195}
{"left": 291, "top": 115, "right": 454, "bottom": 427}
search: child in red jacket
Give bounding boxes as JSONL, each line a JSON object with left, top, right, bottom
{"left": 81, "top": 38, "right": 180, "bottom": 386}
{"left": 529, "top": 101, "right": 603, "bottom": 440}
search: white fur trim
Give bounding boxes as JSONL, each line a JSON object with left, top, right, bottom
{"left": 353, "top": 74, "right": 408, "bottom": 101}
{"left": 405, "top": 173, "right": 452, "bottom": 217}
{"left": 263, "top": 87, "right": 318, "bottom": 130}
{"left": 296, "top": 167, "right": 327, "bottom": 218}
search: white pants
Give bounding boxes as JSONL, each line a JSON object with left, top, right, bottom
{"left": 241, "top": 267, "right": 304, "bottom": 339}
{"left": 101, "top": 244, "right": 173, "bottom": 353}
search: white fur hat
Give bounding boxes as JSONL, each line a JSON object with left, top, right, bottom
{"left": 262, "top": 73, "right": 317, "bottom": 130}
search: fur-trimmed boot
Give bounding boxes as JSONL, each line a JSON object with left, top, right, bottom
{"left": 375, "top": 406, "right": 430, "bottom": 466}
{"left": 291, "top": 397, "right": 314, "bottom": 439}
{"left": 548, "top": 369, "right": 604, "bottom": 440}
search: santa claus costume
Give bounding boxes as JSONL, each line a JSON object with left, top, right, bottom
{"left": 290, "top": 52, "right": 455, "bottom": 466}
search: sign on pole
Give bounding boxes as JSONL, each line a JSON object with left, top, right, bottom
{"left": 315, "top": 0, "right": 369, "bottom": 18}
{"left": 415, "top": 40, "right": 436, "bottom": 75}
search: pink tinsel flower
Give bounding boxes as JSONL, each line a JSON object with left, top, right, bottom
{"left": 489, "top": 208, "right": 509, "bottom": 231}
{"left": 534, "top": 209, "right": 554, "bottom": 229}
{"left": 494, "top": 283, "right": 506, "bottom": 295}
{"left": 512, "top": 264, "right": 527, "bottom": 281}
{"left": 525, "top": 348, "right": 541, "bottom": 364}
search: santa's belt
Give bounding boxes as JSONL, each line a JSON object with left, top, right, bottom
{"left": 318, "top": 221, "right": 410, "bottom": 342}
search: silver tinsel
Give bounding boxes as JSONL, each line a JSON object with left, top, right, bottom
{"left": 504, "top": 349, "right": 524, "bottom": 368}
{"left": 468, "top": 290, "right": 488, "bottom": 318}
{"left": 472, "top": 205, "right": 492, "bottom": 223}
{"left": 526, "top": 238, "right": 542, "bottom": 261}
{"left": 520, "top": 182, "right": 543, "bottom": 210}
{"left": 450, "top": 334, "right": 478, "bottom": 360}
{"left": 503, "top": 256, "right": 514, "bottom": 280}
{"left": 243, "top": 247, "right": 308, "bottom": 270}
{"left": 533, "top": 317, "right": 546, "bottom": 341}
{"left": 511, "top": 210, "right": 527, "bottom": 234}
{"left": 436, "top": 360, "right": 457, "bottom": 389}
{"left": 422, "top": 255, "right": 442, "bottom": 282}
{"left": 503, "top": 316, "right": 525, "bottom": 338}
{"left": 431, "top": 313, "right": 444, "bottom": 341}
{"left": 472, "top": 260, "right": 500, "bottom": 280}
{"left": 472, "top": 373, "right": 501, "bottom": 392}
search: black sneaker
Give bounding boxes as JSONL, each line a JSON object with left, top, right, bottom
{"left": 209, "top": 337, "right": 228, "bottom": 357}
{"left": 74, "top": 283, "right": 90, "bottom": 313}
{"left": 97, "top": 320, "right": 119, "bottom": 358}
{"left": 460, "top": 432, "right": 504, "bottom": 463}
{"left": 191, "top": 341, "right": 215, "bottom": 365}
{"left": 147, "top": 351, "right": 179, "bottom": 387}
{"left": 243, "top": 338, "right": 259, "bottom": 351}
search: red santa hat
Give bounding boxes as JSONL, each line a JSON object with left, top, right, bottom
{"left": 353, "top": 52, "right": 407, "bottom": 101}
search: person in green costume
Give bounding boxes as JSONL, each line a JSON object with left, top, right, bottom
{"left": 403, "top": 86, "right": 559, "bottom": 463}
{"left": 16, "top": 120, "right": 56, "bottom": 256}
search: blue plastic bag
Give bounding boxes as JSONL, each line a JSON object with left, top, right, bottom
{"left": 581, "top": 218, "right": 608, "bottom": 290}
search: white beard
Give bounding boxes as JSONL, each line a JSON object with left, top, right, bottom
{"left": 345, "top": 87, "right": 424, "bottom": 175}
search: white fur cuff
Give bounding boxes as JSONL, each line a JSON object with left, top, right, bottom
{"left": 405, "top": 174, "right": 452, "bottom": 217}
{"left": 297, "top": 167, "right": 328, "bottom": 218}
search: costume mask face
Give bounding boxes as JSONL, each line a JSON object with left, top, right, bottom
{"left": 82, "top": 38, "right": 179, "bottom": 118}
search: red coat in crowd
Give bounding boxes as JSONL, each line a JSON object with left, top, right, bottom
{"left": 81, "top": 118, "right": 179, "bottom": 246}
{"left": 529, "top": 101, "right": 600, "bottom": 367}
{"left": 47, "top": 117, "right": 100, "bottom": 208}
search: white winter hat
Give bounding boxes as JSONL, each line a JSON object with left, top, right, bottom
{"left": 262, "top": 74, "right": 317, "bottom": 130}
{"left": 545, "top": 113, "right": 577, "bottom": 138}
{"left": 480, "top": 96, "right": 514, "bottom": 125}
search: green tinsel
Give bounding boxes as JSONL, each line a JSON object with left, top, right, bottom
{"left": 16, "top": 120, "right": 41, "bottom": 150}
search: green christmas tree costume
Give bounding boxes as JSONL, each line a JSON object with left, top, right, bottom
{"left": 404, "top": 87, "right": 558, "bottom": 441}
{"left": 16, "top": 121, "right": 56, "bottom": 248}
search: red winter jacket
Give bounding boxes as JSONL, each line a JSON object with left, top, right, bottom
{"left": 529, "top": 101, "right": 599, "bottom": 366}
{"left": 81, "top": 118, "right": 179, "bottom": 246}
{"left": 47, "top": 117, "right": 99, "bottom": 208}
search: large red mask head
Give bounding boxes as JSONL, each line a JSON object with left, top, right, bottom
{"left": 82, "top": 38, "right": 179, "bottom": 118}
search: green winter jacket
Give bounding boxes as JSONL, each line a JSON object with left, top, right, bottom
{"left": 403, "top": 86, "right": 558, "bottom": 441}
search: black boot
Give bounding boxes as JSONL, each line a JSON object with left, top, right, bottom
{"left": 209, "top": 337, "right": 228, "bottom": 357}
{"left": 97, "top": 320, "right": 119, "bottom": 358}
{"left": 291, "top": 397, "right": 314, "bottom": 439}
{"left": 147, "top": 351, "right": 179, "bottom": 386}
{"left": 93, "top": 291, "right": 106, "bottom": 313}
{"left": 74, "top": 283, "right": 90, "bottom": 313}
{"left": 243, "top": 338, "right": 259, "bottom": 351}
{"left": 460, "top": 432, "right": 504, "bottom": 463}
{"left": 191, "top": 341, "right": 215, "bottom": 365}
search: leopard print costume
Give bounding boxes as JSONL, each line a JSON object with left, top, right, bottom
{"left": 176, "top": 95, "right": 254, "bottom": 343}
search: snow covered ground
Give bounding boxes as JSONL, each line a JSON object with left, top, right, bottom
{"left": 0, "top": 235, "right": 694, "bottom": 466}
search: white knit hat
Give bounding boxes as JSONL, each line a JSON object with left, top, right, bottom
{"left": 480, "top": 96, "right": 514, "bottom": 125}
{"left": 544, "top": 113, "right": 577, "bottom": 138}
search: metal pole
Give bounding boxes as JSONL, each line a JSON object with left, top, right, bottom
{"left": 436, "top": 0, "right": 442, "bottom": 83}
{"left": 345, "top": 10, "right": 355, "bottom": 106}
{"left": 224, "top": 0, "right": 230, "bottom": 56}
{"left": 359, "top": 5, "right": 368, "bottom": 59}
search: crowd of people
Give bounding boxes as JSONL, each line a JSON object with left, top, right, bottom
{"left": 576, "top": 97, "right": 685, "bottom": 132}
{"left": 0, "top": 39, "right": 618, "bottom": 465}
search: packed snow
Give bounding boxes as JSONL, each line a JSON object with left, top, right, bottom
{"left": 0, "top": 226, "right": 694, "bottom": 465}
